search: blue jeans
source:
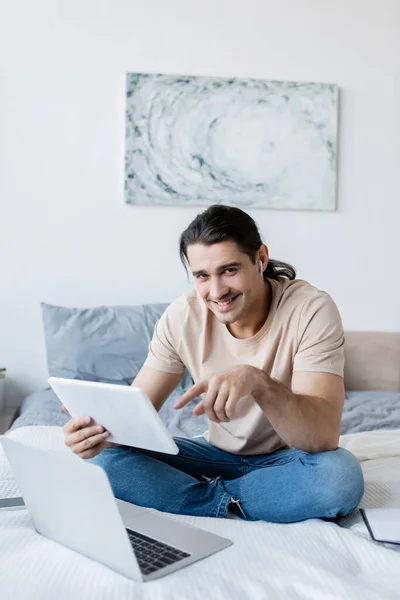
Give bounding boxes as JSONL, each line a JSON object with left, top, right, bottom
{"left": 90, "top": 437, "right": 364, "bottom": 523}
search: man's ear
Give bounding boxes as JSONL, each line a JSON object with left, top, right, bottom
{"left": 257, "top": 244, "right": 269, "bottom": 268}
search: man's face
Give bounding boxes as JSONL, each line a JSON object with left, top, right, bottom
{"left": 187, "top": 241, "right": 263, "bottom": 325}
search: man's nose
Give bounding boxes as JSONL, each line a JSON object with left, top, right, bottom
{"left": 209, "top": 277, "right": 229, "bottom": 300}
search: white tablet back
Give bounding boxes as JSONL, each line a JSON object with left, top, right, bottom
{"left": 48, "top": 377, "right": 179, "bottom": 454}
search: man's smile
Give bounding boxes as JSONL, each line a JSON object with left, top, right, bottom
{"left": 210, "top": 294, "right": 241, "bottom": 312}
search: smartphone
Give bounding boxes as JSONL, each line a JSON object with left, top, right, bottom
{"left": 0, "top": 497, "right": 25, "bottom": 510}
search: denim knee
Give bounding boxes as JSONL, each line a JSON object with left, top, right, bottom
{"left": 87, "top": 445, "right": 129, "bottom": 469}
{"left": 87, "top": 445, "right": 140, "bottom": 499}
{"left": 309, "top": 447, "right": 364, "bottom": 518}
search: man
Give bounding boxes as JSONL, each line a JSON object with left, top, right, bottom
{"left": 63, "top": 205, "right": 364, "bottom": 523}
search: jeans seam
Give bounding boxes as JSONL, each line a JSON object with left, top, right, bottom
{"left": 214, "top": 490, "right": 231, "bottom": 518}
{"left": 248, "top": 455, "right": 302, "bottom": 469}
{"left": 173, "top": 455, "right": 243, "bottom": 467}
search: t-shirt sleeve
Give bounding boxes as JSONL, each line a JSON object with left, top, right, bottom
{"left": 142, "top": 302, "right": 186, "bottom": 374}
{"left": 293, "top": 292, "right": 345, "bottom": 377}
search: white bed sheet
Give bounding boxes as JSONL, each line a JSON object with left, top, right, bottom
{"left": 339, "top": 429, "right": 400, "bottom": 548}
{"left": 0, "top": 426, "right": 399, "bottom": 600}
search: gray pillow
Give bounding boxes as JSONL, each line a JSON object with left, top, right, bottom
{"left": 41, "top": 302, "right": 193, "bottom": 390}
{"left": 341, "top": 390, "right": 400, "bottom": 434}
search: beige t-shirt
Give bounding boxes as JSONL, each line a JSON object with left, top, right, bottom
{"left": 144, "top": 278, "right": 345, "bottom": 455}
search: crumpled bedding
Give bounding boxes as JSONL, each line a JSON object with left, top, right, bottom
{"left": 341, "top": 390, "right": 400, "bottom": 434}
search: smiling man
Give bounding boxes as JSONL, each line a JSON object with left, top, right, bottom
{"left": 63, "top": 204, "right": 364, "bottom": 523}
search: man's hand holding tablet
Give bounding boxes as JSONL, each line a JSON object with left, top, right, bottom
{"left": 50, "top": 377, "right": 179, "bottom": 458}
{"left": 63, "top": 410, "right": 114, "bottom": 459}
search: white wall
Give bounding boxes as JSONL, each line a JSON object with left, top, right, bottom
{"left": 0, "top": 0, "right": 399, "bottom": 406}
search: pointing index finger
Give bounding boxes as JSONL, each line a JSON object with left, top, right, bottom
{"left": 174, "top": 381, "right": 207, "bottom": 409}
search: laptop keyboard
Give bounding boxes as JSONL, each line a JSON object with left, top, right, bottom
{"left": 126, "top": 528, "right": 191, "bottom": 575}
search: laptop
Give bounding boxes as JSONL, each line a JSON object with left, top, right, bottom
{"left": 48, "top": 376, "right": 179, "bottom": 453}
{"left": 0, "top": 436, "right": 232, "bottom": 581}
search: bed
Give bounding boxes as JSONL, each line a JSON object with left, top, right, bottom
{"left": 1, "top": 326, "right": 400, "bottom": 599}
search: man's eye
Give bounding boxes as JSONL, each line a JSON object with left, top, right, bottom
{"left": 224, "top": 268, "right": 237, "bottom": 274}
{"left": 196, "top": 274, "right": 207, "bottom": 280}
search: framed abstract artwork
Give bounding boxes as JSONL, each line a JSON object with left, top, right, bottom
{"left": 125, "top": 72, "right": 338, "bottom": 210}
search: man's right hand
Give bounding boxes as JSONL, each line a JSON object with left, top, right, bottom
{"left": 63, "top": 414, "right": 112, "bottom": 459}
{"left": 61, "top": 362, "right": 184, "bottom": 459}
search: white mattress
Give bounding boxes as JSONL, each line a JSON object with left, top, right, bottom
{"left": 1, "top": 426, "right": 400, "bottom": 600}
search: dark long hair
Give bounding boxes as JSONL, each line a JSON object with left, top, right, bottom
{"left": 179, "top": 205, "right": 296, "bottom": 280}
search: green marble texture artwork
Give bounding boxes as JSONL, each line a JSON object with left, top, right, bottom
{"left": 125, "top": 73, "right": 338, "bottom": 210}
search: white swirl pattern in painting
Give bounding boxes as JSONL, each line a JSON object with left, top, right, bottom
{"left": 125, "top": 73, "right": 338, "bottom": 210}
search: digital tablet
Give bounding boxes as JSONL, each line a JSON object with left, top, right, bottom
{"left": 360, "top": 508, "right": 400, "bottom": 546}
{"left": 48, "top": 377, "right": 179, "bottom": 454}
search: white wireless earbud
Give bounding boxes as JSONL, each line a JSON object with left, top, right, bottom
{"left": 258, "top": 260, "right": 263, "bottom": 275}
